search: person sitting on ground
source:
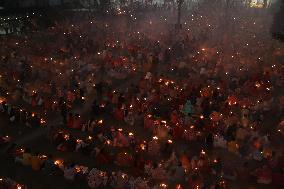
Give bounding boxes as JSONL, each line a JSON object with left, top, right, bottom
{"left": 254, "top": 165, "right": 272, "bottom": 184}
{"left": 31, "top": 152, "right": 43, "bottom": 171}
{"left": 22, "top": 148, "right": 32, "bottom": 166}
{"left": 237, "top": 162, "right": 250, "bottom": 182}
{"left": 64, "top": 163, "right": 76, "bottom": 181}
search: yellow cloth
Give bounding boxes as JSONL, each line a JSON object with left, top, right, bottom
{"left": 228, "top": 141, "right": 239, "bottom": 153}
{"left": 22, "top": 153, "right": 32, "bottom": 166}
{"left": 31, "top": 156, "right": 43, "bottom": 171}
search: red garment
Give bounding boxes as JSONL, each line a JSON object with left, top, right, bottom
{"left": 272, "top": 173, "right": 284, "bottom": 186}
{"left": 73, "top": 117, "right": 82, "bottom": 129}
{"left": 44, "top": 99, "right": 52, "bottom": 110}
{"left": 67, "top": 116, "right": 74, "bottom": 128}
{"left": 237, "top": 167, "right": 250, "bottom": 181}
{"left": 139, "top": 80, "right": 146, "bottom": 90}
{"left": 96, "top": 153, "right": 110, "bottom": 164}
{"left": 114, "top": 108, "right": 124, "bottom": 121}
{"left": 277, "top": 155, "right": 284, "bottom": 168}
{"left": 173, "top": 126, "right": 183, "bottom": 139}
{"left": 257, "top": 167, "right": 272, "bottom": 182}
{"left": 151, "top": 94, "right": 160, "bottom": 104}
{"left": 170, "top": 112, "right": 179, "bottom": 125}
{"left": 67, "top": 91, "right": 75, "bottom": 103}
{"left": 31, "top": 97, "right": 37, "bottom": 107}
{"left": 144, "top": 115, "right": 153, "bottom": 130}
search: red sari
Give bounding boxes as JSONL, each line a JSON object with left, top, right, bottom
{"left": 67, "top": 116, "right": 74, "bottom": 128}
{"left": 73, "top": 117, "right": 82, "bottom": 129}
{"left": 114, "top": 108, "right": 124, "bottom": 121}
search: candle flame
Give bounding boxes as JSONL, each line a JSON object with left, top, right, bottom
{"left": 153, "top": 136, "right": 158, "bottom": 140}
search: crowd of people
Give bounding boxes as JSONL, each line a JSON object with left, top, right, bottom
{"left": 0, "top": 177, "right": 26, "bottom": 189}
{"left": 0, "top": 1, "right": 284, "bottom": 189}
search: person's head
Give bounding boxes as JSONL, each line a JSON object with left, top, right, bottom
{"left": 25, "top": 148, "right": 31, "bottom": 153}
{"left": 70, "top": 163, "right": 75, "bottom": 168}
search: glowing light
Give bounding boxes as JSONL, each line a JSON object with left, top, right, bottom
{"left": 176, "top": 184, "right": 182, "bottom": 189}
{"left": 160, "top": 183, "right": 167, "bottom": 188}
{"left": 140, "top": 144, "right": 146, "bottom": 150}
{"left": 40, "top": 119, "right": 46, "bottom": 124}
{"left": 54, "top": 160, "right": 63, "bottom": 166}
{"left": 64, "top": 134, "right": 69, "bottom": 140}
{"left": 255, "top": 82, "right": 261, "bottom": 88}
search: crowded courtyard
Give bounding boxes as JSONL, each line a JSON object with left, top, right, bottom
{"left": 0, "top": 0, "right": 284, "bottom": 189}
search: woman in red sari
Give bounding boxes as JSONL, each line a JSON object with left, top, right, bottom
{"left": 67, "top": 113, "right": 74, "bottom": 128}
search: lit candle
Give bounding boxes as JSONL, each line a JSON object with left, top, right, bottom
{"left": 129, "top": 132, "right": 134, "bottom": 136}
{"left": 54, "top": 160, "right": 63, "bottom": 166}
{"left": 153, "top": 136, "right": 158, "bottom": 140}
